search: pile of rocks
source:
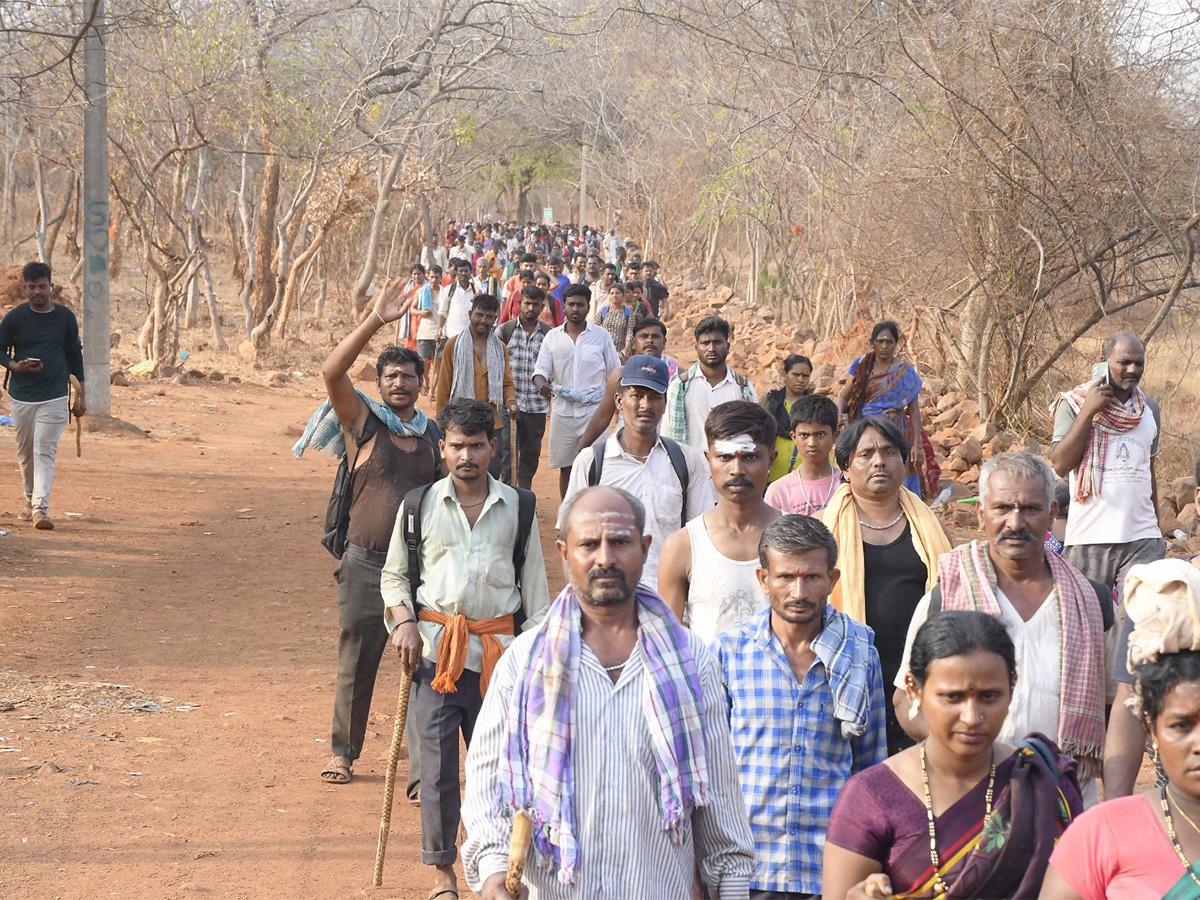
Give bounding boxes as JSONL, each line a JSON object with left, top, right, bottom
{"left": 1158, "top": 476, "right": 1198, "bottom": 537}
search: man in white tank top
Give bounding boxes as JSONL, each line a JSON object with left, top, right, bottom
{"left": 659, "top": 400, "right": 781, "bottom": 641}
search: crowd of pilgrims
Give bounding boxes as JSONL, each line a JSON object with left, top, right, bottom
{"left": 302, "top": 218, "right": 1199, "bottom": 899}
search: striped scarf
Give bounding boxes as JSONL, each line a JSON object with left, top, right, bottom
{"left": 663, "top": 362, "right": 756, "bottom": 444}
{"left": 496, "top": 585, "right": 710, "bottom": 885}
{"left": 1057, "top": 382, "right": 1148, "bottom": 502}
{"left": 291, "top": 390, "right": 429, "bottom": 459}
{"left": 936, "top": 540, "right": 1106, "bottom": 781}
{"left": 450, "top": 329, "right": 505, "bottom": 410}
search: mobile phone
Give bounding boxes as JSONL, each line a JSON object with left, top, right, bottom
{"left": 25, "top": 357, "right": 40, "bottom": 364}
{"left": 1090, "top": 361, "right": 1108, "bottom": 384}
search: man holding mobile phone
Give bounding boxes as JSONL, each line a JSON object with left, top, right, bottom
{"left": 1049, "top": 330, "right": 1164, "bottom": 798}
{"left": 0, "top": 261, "right": 85, "bottom": 530}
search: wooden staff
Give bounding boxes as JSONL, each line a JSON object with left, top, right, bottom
{"left": 508, "top": 413, "right": 519, "bottom": 486}
{"left": 68, "top": 375, "right": 81, "bottom": 456}
{"left": 372, "top": 667, "right": 414, "bottom": 887}
{"left": 506, "top": 809, "right": 534, "bottom": 898}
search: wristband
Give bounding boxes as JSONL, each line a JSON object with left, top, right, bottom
{"left": 394, "top": 617, "right": 415, "bottom": 627}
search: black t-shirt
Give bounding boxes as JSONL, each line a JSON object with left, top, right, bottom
{"left": 644, "top": 280, "right": 669, "bottom": 317}
{"left": 862, "top": 523, "right": 929, "bottom": 752}
{"left": 0, "top": 302, "right": 84, "bottom": 402}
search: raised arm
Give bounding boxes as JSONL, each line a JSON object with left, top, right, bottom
{"left": 322, "top": 277, "right": 412, "bottom": 436}
{"left": 1049, "top": 381, "right": 1109, "bottom": 477}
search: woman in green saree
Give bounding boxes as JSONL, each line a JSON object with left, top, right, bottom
{"left": 1041, "top": 558, "right": 1200, "bottom": 900}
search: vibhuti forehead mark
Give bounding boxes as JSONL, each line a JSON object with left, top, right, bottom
{"left": 575, "top": 509, "right": 638, "bottom": 540}
{"left": 713, "top": 434, "right": 758, "bottom": 455}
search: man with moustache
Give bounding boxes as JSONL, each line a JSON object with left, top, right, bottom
{"left": 294, "top": 278, "right": 443, "bottom": 790}
{"left": 893, "top": 452, "right": 1109, "bottom": 802}
{"left": 498, "top": 285, "right": 552, "bottom": 489}
{"left": 658, "top": 402, "right": 780, "bottom": 642}
{"left": 533, "top": 284, "right": 621, "bottom": 498}
{"left": 462, "top": 486, "right": 755, "bottom": 899}
{"left": 382, "top": 398, "right": 550, "bottom": 900}
{"left": 574, "top": 316, "right": 679, "bottom": 452}
{"left": 561, "top": 355, "right": 714, "bottom": 591}
{"left": 1049, "top": 331, "right": 1165, "bottom": 796}
{"left": 665, "top": 316, "right": 757, "bottom": 454}
{"left": 712, "top": 515, "right": 886, "bottom": 899}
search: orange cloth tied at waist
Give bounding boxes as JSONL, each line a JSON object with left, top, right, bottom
{"left": 418, "top": 609, "right": 514, "bottom": 697}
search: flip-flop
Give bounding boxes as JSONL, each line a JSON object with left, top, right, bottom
{"left": 319, "top": 756, "right": 351, "bottom": 784}
{"left": 427, "top": 886, "right": 458, "bottom": 900}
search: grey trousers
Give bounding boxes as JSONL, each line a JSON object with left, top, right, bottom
{"left": 500, "top": 410, "right": 547, "bottom": 489}
{"left": 414, "top": 658, "right": 483, "bottom": 866}
{"left": 1063, "top": 536, "right": 1165, "bottom": 701}
{"left": 331, "top": 542, "right": 419, "bottom": 799}
{"left": 11, "top": 395, "right": 69, "bottom": 513}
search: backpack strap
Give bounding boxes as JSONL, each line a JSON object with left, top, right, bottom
{"left": 587, "top": 436, "right": 608, "bottom": 486}
{"left": 511, "top": 487, "right": 537, "bottom": 633}
{"left": 402, "top": 483, "right": 434, "bottom": 615}
{"left": 928, "top": 583, "right": 943, "bottom": 615}
{"left": 732, "top": 369, "right": 748, "bottom": 389}
{"left": 498, "top": 320, "right": 518, "bottom": 343}
{"left": 660, "top": 437, "right": 691, "bottom": 528}
{"left": 588, "top": 434, "right": 690, "bottom": 528}
{"left": 1088, "top": 577, "right": 1116, "bottom": 632}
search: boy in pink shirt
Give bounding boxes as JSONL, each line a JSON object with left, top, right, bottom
{"left": 765, "top": 394, "right": 842, "bottom": 517}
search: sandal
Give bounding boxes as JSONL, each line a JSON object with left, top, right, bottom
{"left": 427, "top": 886, "right": 458, "bottom": 900}
{"left": 319, "top": 755, "right": 351, "bottom": 784}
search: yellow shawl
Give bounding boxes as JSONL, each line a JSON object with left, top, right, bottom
{"left": 821, "top": 483, "right": 952, "bottom": 623}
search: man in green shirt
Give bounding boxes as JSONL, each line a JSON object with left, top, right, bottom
{"left": 0, "top": 262, "right": 85, "bottom": 530}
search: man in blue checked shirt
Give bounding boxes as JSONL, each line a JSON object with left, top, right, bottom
{"left": 711, "top": 515, "right": 887, "bottom": 899}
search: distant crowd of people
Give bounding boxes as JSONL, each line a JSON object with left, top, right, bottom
{"left": 288, "top": 217, "right": 1193, "bottom": 900}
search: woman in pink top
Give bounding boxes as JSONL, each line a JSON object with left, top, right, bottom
{"left": 1040, "top": 558, "right": 1200, "bottom": 900}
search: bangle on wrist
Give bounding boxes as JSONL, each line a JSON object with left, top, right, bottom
{"left": 371, "top": 308, "right": 387, "bottom": 326}
{"left": 394, "top": 616, "right": 415, "bottom": 627}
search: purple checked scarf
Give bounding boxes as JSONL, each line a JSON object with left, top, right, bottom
{"left": 495, "top": 584, "right": 711, "bottom": 885}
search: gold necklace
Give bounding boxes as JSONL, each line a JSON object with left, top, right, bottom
{"left": 1169, "top": 786, "right": 1200, "bottom": 837}
{"left": 922, "top": 742, "right": 994, "bottom": 898}
{"left": 1162, "top": 785, "right": 1200, "bottom": 890}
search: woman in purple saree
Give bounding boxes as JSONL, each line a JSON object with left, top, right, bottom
{"left": 823, "top": 612, "right": 1082, "bottom": 899}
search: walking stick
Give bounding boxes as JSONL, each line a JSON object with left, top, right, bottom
{"left": 508, "top": 412, "right": 519, "bottom": 486}
{"left": 506, "top": 809, "right": 534, "bottom": 897}
{"left": 372, "top": 667, "right": 414, "bottom": 887}
{"left": 69, "top": 375, "right": 81, "bottom": 456}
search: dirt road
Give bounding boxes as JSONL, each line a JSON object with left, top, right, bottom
{"left": 0, "top": 372, "right": 564, "bottom": 900}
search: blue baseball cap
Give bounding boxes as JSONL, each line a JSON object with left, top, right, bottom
{"left": 620, "top": 355, "right": 670, "bottom": 394}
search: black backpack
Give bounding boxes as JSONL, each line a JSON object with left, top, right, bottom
{"left": 320, "top": 414, "right": 441, "bottom": 559}
{"left": 587, "top": 434, "right": 690, "bottom": 529}
{"left": 401, "top": 482, "right": 537, "bottom": 631}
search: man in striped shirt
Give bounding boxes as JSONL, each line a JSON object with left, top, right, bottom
{"left": 711, "top": 515, "right": 887, "bottom": 899}
{"left": 462, "top": 486, "right": 755, "bottom": 899}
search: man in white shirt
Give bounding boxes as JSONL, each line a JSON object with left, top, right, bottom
{"left": 561, "top": 355, "right": 714, "bottom": 591}
{"left": 664, "top": 316, "right": 757, "bottom": 453}
{"left": 382, "top": 398, "right": 550, "bottom": 900}
{"left": 1050, "top": 331, "right": 1166, "bottom": 797}
{"left": 437, "top": 259, "right": 476, "bottom": 342}
{"left": 893, "top": 452, "right": 1109, "bottom": 803}
{"left": 533, "top": 283, "right": 621, "bottom": 499}
{"left": 462, "top": 485, "right": 755, "bottom": 900}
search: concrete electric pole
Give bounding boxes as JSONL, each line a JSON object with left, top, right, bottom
{"left": 81, "top": 0, "right": 111, "bottom": 416}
